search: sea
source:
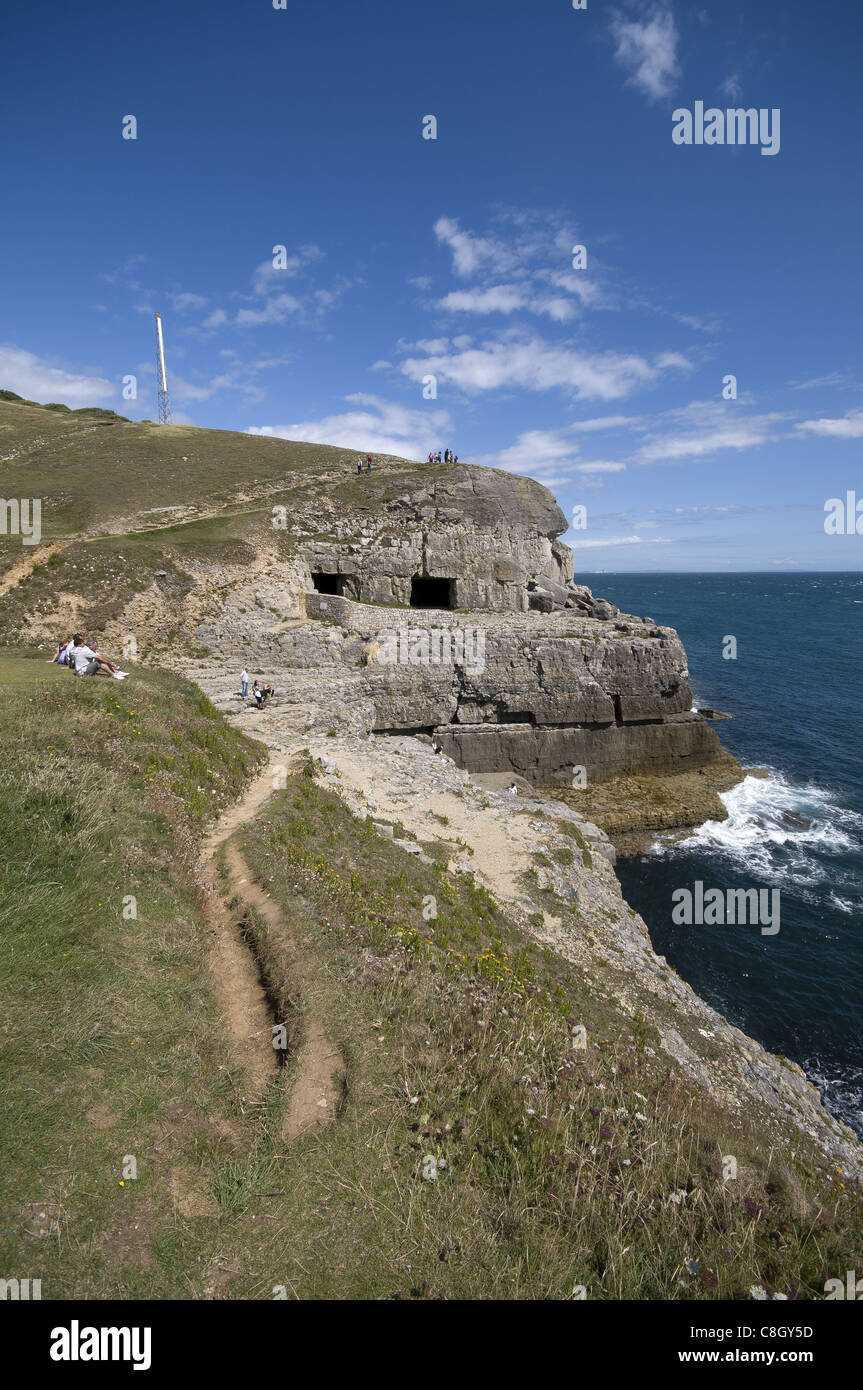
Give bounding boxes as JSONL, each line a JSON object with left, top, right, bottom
{"left": 592, "top": 573, "right": 863, "bottom": 1140}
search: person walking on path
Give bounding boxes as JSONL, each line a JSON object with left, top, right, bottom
{"left": 366, "top": 455, "right": 373, "bottom": 473}
{"left": 240, "top": 668, "right": 249, "bottom": 699}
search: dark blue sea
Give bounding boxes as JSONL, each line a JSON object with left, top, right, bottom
{"left": 593, "top": 573, "right": 863, "bottom": 1139}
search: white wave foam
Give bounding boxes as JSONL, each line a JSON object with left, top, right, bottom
{"left": 657, "top": 772, "right": 863, "bottom": 885}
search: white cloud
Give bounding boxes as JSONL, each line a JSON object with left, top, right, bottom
{"left": 252, "top": 245, "right": 324, "bottom": 295}
{"left": 247, "top": 394, "right": 452, "bottom": 460}
{"left": 570, "top": 534, "right": 672, "bottom": 548}
{"left": 178, "top": 246, "right": 346, "bottom": 335}
{"left": 470, "top": 429, "right": 628, "bottom": 489}
{"left": 0, "top": 345, "right": 116, "bottom": 407}
{"left": 571, "top": 414, "right": 637, "bottom": 432}
{"left": 789, "top": 372, "right": 853, "bottom": 391}
{"left": 236, "top": 294, "right": 303, "bottom": 327}
{"left": 430, "top": 212, "right": 610, "bottom": 323}
{"left": 398, "top": 333, "right": 690, "bottom": 401}
{"left": 159, "top": 352, "right": 294, "bottom": 407}
{"left": 610, "top": 6, "right": 680, "bottom": 101}
{"left": 632, "top": 402, "right": 787, "bottom": 463}
{"left": 171, "top": 291, "right": 209, "bottom": 313}
{"left": 472, "top": 429, "right": 580, "bottom": 482}
{"left": 795, "top": 408, "right": 863, "bottom": 438}
{"left": 433, "top": 217, "right": 516, "bottom": 278}
{"left": 438, "top": 285, "right": 529, "bottom": 315}
{"left": 438, "top": 283, "right": 581, "bottom": 323}
{"left": 721, "top": 74, "right": 743, "bottom": 102}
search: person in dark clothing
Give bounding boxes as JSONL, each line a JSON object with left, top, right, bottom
{"left": 366, "top": 455, "right": 373, "bottom": 473}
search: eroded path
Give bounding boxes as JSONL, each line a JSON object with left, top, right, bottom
{"left": 201, "top": 767, "right": 281, "bottom": 1101}
{"left": 202, "top": 759, "right": 344, "bottom": 1137}
{"left": 0, "top": 541, "right": 67, "bottom": 597}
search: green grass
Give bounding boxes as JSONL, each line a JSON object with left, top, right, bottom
{"left": 217, "top": 770, "right": 863, "bottom": 1300}
{"left": 0, "top": 654, "right": 860, "bottom": 1299}
{"left": 0, "top": 654, "right": 265, "bottom": 1297}
{"left": 0, "top": 396, "right": 439, "bottom": 543}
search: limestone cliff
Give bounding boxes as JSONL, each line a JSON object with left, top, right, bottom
{"left": 3, "top": 407, "right": 859, "bottom": 1180}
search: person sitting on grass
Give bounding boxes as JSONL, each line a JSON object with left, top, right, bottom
{"left": 69, "top": 634, "right": 126, "bottom": 679}
{"left": 47, "top": 636, "right": 74, "bottom": 666}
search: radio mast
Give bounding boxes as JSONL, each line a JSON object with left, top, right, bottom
{"left": 154, "top": 311, "right": 171, "bottom": 424}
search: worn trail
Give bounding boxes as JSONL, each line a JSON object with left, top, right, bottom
{"left": 201, "top": 760, "right": 344, "bottom": 1136}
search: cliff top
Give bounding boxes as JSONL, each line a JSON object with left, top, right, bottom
{"left": 0, "top": 395, "right": 566, "bottom": 544}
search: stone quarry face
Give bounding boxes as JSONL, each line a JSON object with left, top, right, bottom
{"left": 302, "top": 464, "right": 574, "bottom": 613}
{"left": 189, "top": 461, "right": 726, "bottom": 787}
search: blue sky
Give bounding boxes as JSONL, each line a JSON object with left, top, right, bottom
{"left": 2, "top": 0, "right": 862, "bottom": 570}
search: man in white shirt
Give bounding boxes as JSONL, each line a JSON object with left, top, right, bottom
{"left": 69, "top": 635, "right": 125, "bottom": 679}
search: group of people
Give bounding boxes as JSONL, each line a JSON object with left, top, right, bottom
{"left": 239, "top": 669, "right": 274, "bottom": 709}
{"left": 349, "top": 449, "right": 458, "bottom": 472}
{"left": 48, "top": 635, "right": 127, "bottom": 679}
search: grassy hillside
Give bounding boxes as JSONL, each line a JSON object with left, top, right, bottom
{"left": 0, "top": 656, "right": 268, "bottom": 1297}
{"left": 1, "top": 654, "right": 859, "bottom": 1299}
{"left": 0, "top": 395, "right": 440, "bottom": 541}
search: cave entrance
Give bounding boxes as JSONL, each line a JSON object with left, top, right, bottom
{"left": 410, "top": 575, "right": 454, "bottom": 609}
{"left": 311, "top": 572, "right": 344, "bottom": 596}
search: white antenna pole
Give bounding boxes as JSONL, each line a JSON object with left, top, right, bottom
{"left": 154, "top": 312, "right": 171, "bottom": 424}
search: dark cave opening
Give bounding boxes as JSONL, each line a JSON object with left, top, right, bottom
{"left": 410, "top": 575, "right": 454, "bottom": 609}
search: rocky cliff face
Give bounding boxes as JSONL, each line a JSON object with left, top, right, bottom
{"left": 165, "top": 463, "right": 733, "bottom": 794}
{"left": 7, "top": 419, "right": 858, "bottom": 1178}
{"left": 3, "top": 444, "right": 738, "bottom": 813}
{"left": 283, "top": 593, "right": 724, "bottom": 788}
{"left": 302, "top": 464, "right": 575, "bottom": 612}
